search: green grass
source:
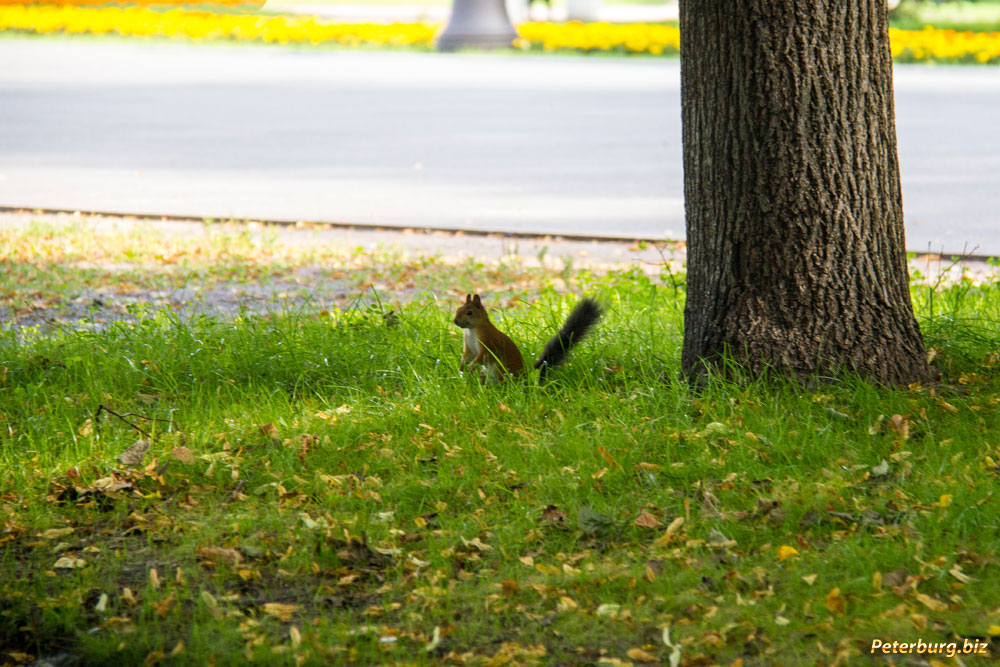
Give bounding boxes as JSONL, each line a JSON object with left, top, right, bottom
{"left": 891, "top": 0, "right": 1000, "bottom": 31}
{"left": 2, "top": 220, "right": 1000, "bottom": 665}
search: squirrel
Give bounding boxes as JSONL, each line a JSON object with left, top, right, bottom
{"left": 452, "top": 294, "right": 603, "bottom": 381}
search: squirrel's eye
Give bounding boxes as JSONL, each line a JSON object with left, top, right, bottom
{"left": 466, "top": 310, "right": 472, "bottom": 315}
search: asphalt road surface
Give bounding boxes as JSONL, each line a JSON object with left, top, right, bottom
{"left": 1, "top": 39, "right": 998, "bottom": 254}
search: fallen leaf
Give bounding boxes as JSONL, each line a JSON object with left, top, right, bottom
{"left": 596, "top": 445, "right": 621, "bottom": 469}
{"left": 652, "top": 517, "right": 684, "bottom": 548}
{"left": 708, "top": 529, "right": 735, "bottom": 548}
{"left": 41, "top": 527, "right": 75, "bottom": 539}
{"left": 802, "top": 573, "right": 818, "bottom": 586}
{"left": 154, "top": 594, "right": 175, "bottom": 618}
{"left": 635, "top": 509, "right": 663, "bottom": 529}
{"left": 121, "top": 587, "right": 138, "bottom": 606}
{"left": 142, "top": 650, "right": 165, "bottom": 666}
{"left": 915, "top": 593, "right": 948, "bottom": 611}
{"left": 596, "top": 603, "right": 621, "bottom": 617}
{"left": 262, "top": 602, "right": 299, "bottom": 622}
{"left": 258, "top": 422, "right": 279, "bottom": 438}
{"left": 197, "top": 546, "right": 243, "bottom": 566}
{"left": 171, "top": 447, "right": 194, "bottom": 464}
{"left": 825, "top": 587, "right": 845, "bottom": 615}
{"left": 557, "top": 596, "right": 577, "bottom": 612}
{"left": 778, "top": 545, "right": 799, "bottom": 562}
{"left": 937, "top": 494, "right": 953, "bottom": 508}
{"left": 888, "top": 414, "right": 909, "bottom": 440}
{"left": 117, "top": 439, "right": 151, "bottom": 466}
{"left": 626, "top": 647, "right": 657, "bottom": 662}
{"left": 94, "top": 592, "right": 108, "bottom": 612}
{"left": 53, "top": 556, "right": 86, "bottom": 569}
{"left": 289, "top": 626, "right": 302, "bottom": 648}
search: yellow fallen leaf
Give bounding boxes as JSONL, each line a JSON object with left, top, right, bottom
{"left": 988, "top": 624, "right": 1000, "bottom": 635}
{"left": 778, "top": 545, "right": 799, "bottom": 562}
{"left": 652, "top": 517, "right": 684, "bottom": 548}
{"left": 802, "top": 573, "right": 817, "bottom": 586}
{"left": 41, "top": 527, "right": 74, "bottom": 539}
{"left": 557, "top": 596, "right": 577, "bottom": 612}
{"left": 915, "top": 593, "right": 948, "bottom": 612}
{"left": 626, "top": 647, "right": 658, "bottom": 662}
{"left": 937, "top": 494, "right": 953, "bottom": 508}
{"left": 262, "top": 602, "right": 300, "bottom": 622}
{"left": 825, "top": 587, "right": 845, "bottom": 615}
{"left": 289, "top": 626, "right": 302, "bottom": 648}
{"left": 53, "top": 556, "right": 86, "bottom": 569}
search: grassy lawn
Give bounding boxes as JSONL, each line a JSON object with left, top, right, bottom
{"left": 2, "top": 218, "right": 999, "bottom": 665}
{"left": 892, "top": 0, "right": 1000, "bottom": 31}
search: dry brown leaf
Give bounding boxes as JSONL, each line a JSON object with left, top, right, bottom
{"left": 262, "top": 602, "right": 300, "bottom": 622}
{"left": 825, "top": 587, "right": 845, "bottom": 615}
{"left": 596, "top": 445, "right": 621, "bottom": 469}
{"left": 154, "top": 594, "right": 175, "bottom": 618}
{"left": 196, "top": 546, "right": 243, "bottom": 566}
{"left": 117, "top": 439, "right": 151, "bottom": 466}
{"left": 635, "top": 509, "right": 663, "bottom": 529}
{"left": 888, "top": 414, "right": 910, "bottom": 440}
{"left": 258, "top": 422, "right": 278, "bottom": 439}
{"left": 171, "top": 446, "right": 194, "bottom": 464}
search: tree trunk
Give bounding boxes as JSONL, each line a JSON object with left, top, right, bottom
{"left": 679, "top": 0, "right": 933, "bottom": 385}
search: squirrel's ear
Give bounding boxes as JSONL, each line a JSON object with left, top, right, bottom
{"left": 465, "top": 294, "right": 471, "bottom": 303}
{"left": 472, "top": 294, "right": 482, "bottom": 306}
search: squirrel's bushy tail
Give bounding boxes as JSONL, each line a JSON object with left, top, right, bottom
{"left": 533, "top": 298, "right": 603, "bottom": 380}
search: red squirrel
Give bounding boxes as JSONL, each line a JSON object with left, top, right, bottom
{"left": 453, "top": 294, "right": 602, "bottom": 381}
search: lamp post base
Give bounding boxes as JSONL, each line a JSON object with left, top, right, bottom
{"left": 437, "top": 0, "right": 518, "bottom": 52}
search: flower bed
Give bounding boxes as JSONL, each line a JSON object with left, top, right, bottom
{"left": 1, "top": 4, "right": 998, "bottom": 63}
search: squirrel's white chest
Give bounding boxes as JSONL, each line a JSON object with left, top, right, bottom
{"left": 464, "top": 328, "right": 480, "bottom": 357}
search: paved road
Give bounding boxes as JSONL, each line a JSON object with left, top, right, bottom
{"left": 1, "top": 39, "right": 998, "bottom": 254}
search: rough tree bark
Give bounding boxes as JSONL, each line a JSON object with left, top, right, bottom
{"left": 679, "top": 0, "right": 934, "bottom": 385}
